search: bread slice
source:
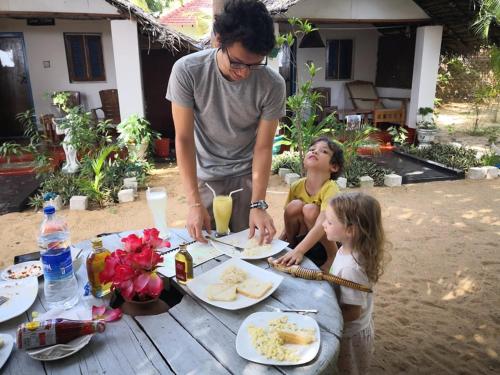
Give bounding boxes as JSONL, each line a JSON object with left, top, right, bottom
{"left": 206, "top": 283, "right": 237, "bottom": 301}
{"left": 236, "top": 278, "right": 273, "bottom": 299}
{"left": 276, "top": 330, "right": 316, "bottom": 345}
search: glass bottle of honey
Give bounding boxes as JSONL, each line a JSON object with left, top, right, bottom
{"left": 86, "top": 238, "right": 112, "bottom": 297}
{"left": 175, "top": 243, "right": 193, "bottom": 284}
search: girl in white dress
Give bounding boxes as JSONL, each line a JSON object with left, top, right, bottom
{"left": 322, "top": 192, "right": 389, "bottom": 375}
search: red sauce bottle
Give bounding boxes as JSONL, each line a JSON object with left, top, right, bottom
{"left": 16, "top": 319, "right": 106, "bottom": 350}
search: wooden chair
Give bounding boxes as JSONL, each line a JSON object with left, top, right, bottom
{"left": 92, "top": 89, "right": 121, "bottom": 124}
{"left": 40, "top": 114, "right": 57, "bottom": 144}
{"left": 312, "top": 87, "right": 337, "bottom": 123}
{"left": 345, "top": 81, "right": 407, "bottom": 127}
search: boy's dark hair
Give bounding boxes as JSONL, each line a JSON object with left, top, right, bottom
{"left": 213, "top": 0, "right": 275, "bottom": 56}
{"left": 309, "top": 136, "right": 344, "bottom": 180}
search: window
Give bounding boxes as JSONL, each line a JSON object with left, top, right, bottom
{"left": 375, "top": 35, "right": 415, "bottom": 88}
{"left": 64, "top": 33, "right": 105, "bottom": 82}
{"left": 325, "top": 39, "right": 353, "bottom": 80}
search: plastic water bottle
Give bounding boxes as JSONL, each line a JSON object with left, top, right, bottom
{"left": 38, "top": 206, "right": 79, "bottom": 309}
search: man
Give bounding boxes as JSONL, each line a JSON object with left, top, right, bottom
{"left": 166, "top": 0, "right": 285, "bottom": 244}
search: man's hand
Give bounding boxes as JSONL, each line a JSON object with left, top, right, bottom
{"left": 186, "top": 205, "right": 211, "bottom": 243}
{"left": 275, "top": 249, "right": 304, "bottom": 267}
{"left": 249, "top": 209, "right": 276, "bottom": 245}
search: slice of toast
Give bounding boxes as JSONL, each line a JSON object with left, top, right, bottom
{"left": 236, "top": 278, "right": 273, "bottom": 299}
{"left": 276, "top": 330, "right": 316, "bottom": 345}
{"left": 206, "top": 283, "right": 237, "bottom": 301}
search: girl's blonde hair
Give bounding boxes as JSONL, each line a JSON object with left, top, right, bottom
{"left": 329, "top": 192, "right": 388, "bottom": 283}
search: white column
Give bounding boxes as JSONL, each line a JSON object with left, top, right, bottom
{"left": 268, "top": 22, "right": 280, "bottom": 73}
{"left": 110, "top": 19, "right": 144, "bottom": 120}
{"left": 408, "top": 25, "right": 443, "bottom": 128}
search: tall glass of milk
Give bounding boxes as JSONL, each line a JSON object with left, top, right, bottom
{"left": 146, "top": 187, "right": 170, "bottom": 239}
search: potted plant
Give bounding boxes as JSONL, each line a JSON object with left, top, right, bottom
{"left": 387, "top": 125, "right": 409, "bottom": 147}
{"left": 100, "top": 228, "right": 171, "bottom": 316}
{"left": 117, "top": 115, "right": 160, "bottom": 160}
{"left": 416, "top": 107, "right": 438, "bottom": 146}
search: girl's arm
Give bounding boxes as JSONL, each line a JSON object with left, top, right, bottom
{"left": 340, "top": 303, "right": 362, "bottom": 322}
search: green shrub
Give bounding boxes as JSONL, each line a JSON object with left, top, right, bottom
{"left": 343, "top": 157, "right": 393, "bottom": 187}
{"left": 271, "top": 151, "right": 301, "bottom": 175}
{"left": 401, "top": 144, "right": 482, "bottom": 171}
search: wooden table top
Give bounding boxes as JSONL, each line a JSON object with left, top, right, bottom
{"left": 0, "top": 229, "right": 342, "bottom": 374}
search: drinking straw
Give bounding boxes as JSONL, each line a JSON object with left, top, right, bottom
{"left": 205, "top": 182, "right": 216, "bottom": 199}
{"left": 229, "top": 188, "right": 243, "bottom": 197}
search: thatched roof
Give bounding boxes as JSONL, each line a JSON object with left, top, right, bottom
{"left": 261, "top": 0, "right": 302, "bottom": 15}
{"left": 413, "top": 0, "right": 499, "bottom": 55}
{"left": 104, "top": 0, "right": 201, "bottom": 52}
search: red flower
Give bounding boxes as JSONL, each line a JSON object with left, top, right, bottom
{"left": 99, "top": 228, "right": 170, "bottom": 301}
{"left": 121, "top": 234, "right": 142, "bottom": 252}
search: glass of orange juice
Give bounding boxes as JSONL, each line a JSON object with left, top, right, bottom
{"left": 213, "top": 195, "right": 232, "bottom": 237}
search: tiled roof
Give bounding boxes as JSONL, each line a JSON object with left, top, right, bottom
{"left": 160, "top": 0, "right": 212, "bottom": 26}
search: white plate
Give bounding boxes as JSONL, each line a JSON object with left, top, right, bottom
{"left": 1, "top": 261, "right": 43, "bottom": 281}
{"left": 209, "top": 229, "right": 288, "bottom": 260}
{"left": 236, "top": 312, "right": 321, "bottom": 365}
{"left": 187, "top": 258, "right": 283, "bottom": 310}
{"left": 26, "top": 306, "right": 94, "bottom": 361}
{"left": 0, "top": 334, "right": 14, "bottom": 369}
{"left": 0, "top": 277, "right": 38, "bottom": 323}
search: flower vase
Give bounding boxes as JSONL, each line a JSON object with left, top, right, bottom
{"left": 110, "top": 290, "right": 169, "bottom": 317}
{"left": 121, "top": 297, "right": 169, "bottom": 317}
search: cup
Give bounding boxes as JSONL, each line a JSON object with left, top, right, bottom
{"left": 213, "top": 195, "right": 233, "bottom": 237}
{"left": 146, "top": 187, "right": 170, "bottom": 239}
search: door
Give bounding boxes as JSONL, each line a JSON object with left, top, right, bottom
{"left": 140, "top": 48, "right": 187, "bottom": 139}
{"left": 0, "top": 33, "right": 34, "bottom": 139}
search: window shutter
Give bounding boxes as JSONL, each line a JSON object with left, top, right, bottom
{"left": 86, "top": 35, "right": 104, "bottom": 80}
{"left": 67, "top": 35, "right": 85, "bottom": 81}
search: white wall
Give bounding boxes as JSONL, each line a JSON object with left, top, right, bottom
{"left": 285, "top": 0, "right": 429, "bottom": 21}
{"left": 0, "top": 18, "right": 118, "bottom": 120}
{"left": 408, "top": 26, "right": 443, "bottom": 128}
{"left": 0, "top": 19, "right": 116, "bottom": 117}
{"left": 295, "top": 27, "right": 379, "bottom": 110}
{"left": 0, "top": 0, "right": 119, "bottom": 15}
{"left": 110, "top": 19, "right": 144, "bottom": 118}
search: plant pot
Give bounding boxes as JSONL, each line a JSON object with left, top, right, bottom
{"left": 417, "top": 129, "right": 437, "bottom": 145}
{"left": 369, "top": 131, "right": 392, "bottom": 145}
{"left": 154, "top": 138, "right": 170, "bottom": 158}
{"left": 127, "top": 141, "right": 148, "bottom": 160}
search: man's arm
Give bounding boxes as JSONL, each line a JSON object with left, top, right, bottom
{"left": 249, "top": 118, "right": 279, "bottom": 244}
{"left": 172, "top": 102, "right": 211, "bottom": 242}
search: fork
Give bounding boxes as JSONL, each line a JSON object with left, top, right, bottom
{"left": 205, "top": 236, "right": 244, "bottom": 252}
{"left": 267, "top": 305, "right": 318, "bottom": 314}
{"left": 0, "top": 295, "right": 9, "bottom": 306}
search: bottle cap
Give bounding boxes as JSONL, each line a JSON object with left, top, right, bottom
{"left": 43, "top": 206, "right": 56, "bottom": 215}
{"left": 91, "top": 238, "right": 103, "bottom": 248}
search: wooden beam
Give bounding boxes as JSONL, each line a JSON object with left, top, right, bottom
{"left": 0, "top": 11, "right": 126, "bottom": 20}
{"left": 274, "top": 18, "right": 432, "bottom": 25}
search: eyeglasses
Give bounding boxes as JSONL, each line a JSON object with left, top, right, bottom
{"left": 222, "top": 48, "right": 267, "bottom": 71}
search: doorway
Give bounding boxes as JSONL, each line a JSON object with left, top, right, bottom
{"left": 0, "top": 33, "right": 34, "bottom": 139}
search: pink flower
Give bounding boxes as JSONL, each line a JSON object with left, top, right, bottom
{"left": 99, "top": 228, "right": 167, "bottom": 301}
{"left": 92, "top": 305, "right": 122, "bottom": 322}
{"left": 121, "top": 234, "right": 142, "bottom": 252}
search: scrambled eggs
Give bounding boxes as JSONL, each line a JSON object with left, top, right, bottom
{"left": 247, "top": 316, "right": 315, "bottom": 362}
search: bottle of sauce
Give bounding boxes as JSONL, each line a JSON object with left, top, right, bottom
{"left": 175, "top": 243, "right": 193, "bottom": 284}
{"left": 17, "top": 319, "right": 106, "bottom": 350}
{"left": 86, "top": 238, "right": 112, "bottom": 297}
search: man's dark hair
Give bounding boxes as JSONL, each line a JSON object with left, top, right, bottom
{"left": 309, "top": 136, "right": 345, "bottom": 180}
{"left": 213, "top": 0, "right": 275, "bottom": 56}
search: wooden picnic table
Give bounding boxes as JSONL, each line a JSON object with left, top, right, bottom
{"left": 0, "top": 229, "right": 342, "bottom": 374}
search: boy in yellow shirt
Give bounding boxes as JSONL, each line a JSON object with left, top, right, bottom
{"left": 276, "top": 137, "right": 344, "bottom": 272}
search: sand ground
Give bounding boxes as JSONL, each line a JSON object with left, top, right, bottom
{"left": 0, "top": 103, "right": 499, "bottom": 374}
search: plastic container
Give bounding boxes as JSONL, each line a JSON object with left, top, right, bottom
{"left": 38, "top": 206, "right": 79, "bottom": 309}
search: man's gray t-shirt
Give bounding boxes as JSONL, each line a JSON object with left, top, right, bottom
{"left": 166, "top": 48, "right": 286, "bottom": 180}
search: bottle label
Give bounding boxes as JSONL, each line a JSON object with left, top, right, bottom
{"left": 41, "top": 247, "right": 74, "bottom": 281}
{"left": 175, "top": 260, "right": 187, "bottom": 282}
{"left": 19, "top": 319, "right": 57, "bottom": 349}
